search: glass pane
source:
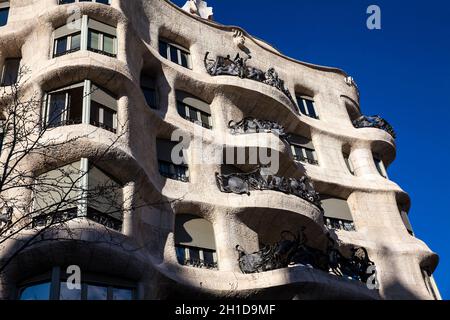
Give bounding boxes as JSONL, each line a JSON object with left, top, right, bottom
{"left": 59, "top": 282, "right": 82, "bottom": 300}
{"left": 103, "top": 34, "right": 115, "bottom": 55}
{"left": 304, "top": 148, "right": 316, "bottom": 163}
{"left": 103, "top": 107, "right": 115, "bottom": 130}
{"left": 176, "top": 246, "right": 186, "bottom": 265}
{"left": 55, "top": 37, "right": 68, "bottom": 56}
{"left": 170, "top": 45, "right": 179, "bottom": 64}
{"left": 19, "top": 282, "right": 51, "bottom": 300}
{"left": 96, "top": 0, "right": 110, "bottom": 4}
{"left": 71, "top": 33, "right": 81, "bottom": 50}
{"left": 180, "top": 51, "right": 189, "bottom": 68}
{"left": 189, "top": 108, "right": 198, "bottom": 122}
{"left": 113, "top": 288, "right": 133, "bottom": 300}
{"left": 201, "top": 113, "right": 210, "bottom": 128}
{"left": 203, "top": 250, "right": 215, "bottom": 266}
{"left": 142, "top": 87, "right": 157, "bottom": 109}
{"left": 67, "top": 86, "right": 83, "bottom": 124}
{"left": 88, "top": 30, "right": 99, "bottom": 50}
{"left": 1, "top": 58, "right": 20, "bottom": 86}
{"left": 87, "top": 284, "right": 108, "bottom": 300}
{"left": 189, "top": 247, "right": 200, "bottom": 265}
{"left": 90, "top": 101, "right": 100, "bottom": 127}
{"left": 159, "top": 41, "right": 168, "bottom": 58}
{"left": 296, "top": 98, "right": 307, "bottom": 115}
{"left": 48, "top": 93, "right": 67, "bottom": 126}
{"left": 0, "top": 8, "right": 9, "bottom": 27}
{"left": 305, "top": 100, "right": 318, "bottom": 118}
{"left": 177, "top": 101, "right": 186, "bottom": 118}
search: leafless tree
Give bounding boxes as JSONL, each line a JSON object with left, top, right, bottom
{"left": 0, "top": 67, "right": 171, "bottom": 276}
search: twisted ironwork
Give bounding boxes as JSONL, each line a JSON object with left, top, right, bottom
{"left": 353, "top": 115, "right": 396, "bottom": 139}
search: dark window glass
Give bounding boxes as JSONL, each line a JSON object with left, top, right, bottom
{"left": 304, "top": 148, "right": 316, "bottom": 162}
{"left": 170, "top": 45, "right": 178, "bottom": 64}
{"left": 189, "top": 247, "right": 200, "bottom": 265}
{"left": 59, "top": 0, "right": 76, "bottom": 4}
{"left": 0, "top": 7, "right": 9, "bottom": 27}
{"left": 203, "top": 250, "right": 215, "bottom": 266}
{"left": 305, "top": 99, "right": 318, "bottom": 119}
{"left": 177, "top": 101, "right": 186, "bottom": 118}
{"left": 19, "top": 282, "right": 51, "bottom": 300}
{"left": 59, "top": 282, "right": 82, "bottom": 300}
{"left": 189, "top": 107, "right": 198, "bottom": 122}
{"left": 180, "top": 51, "right": 189, "bottom": 68}
{"left": 296, "top": 97, "right": 307, "bottom": 115}
{"left": 158, "top": 161, "right": 171, "bottom": 178}
{"left": 176, "top": 246, "right": 186, "bottom": 265}
{"left": 48, "top": 93, "right": 67, "bottom": 126}
{"left": 201, "top": 113, "right": 210, "bottom": 128}
{"left": 54, "top": 37, "right": 68, "bottom": 57}
{"left": 67, "top": 86, "right": 83, "bottom": 124}
{"left": 96, "top": 0, "right": 110, "bottom": 4}
{"left": 103, "top": 107, "right": 115, "bottom": 130}
{"left": 159, "top": 41, "right": 168, "bottom": 59}
{"left": 113, "top": 288, "right": 133, "bottom": 300}
{"left": 1, "top": 58, "right": 20, "bottom": 86}
{"left": 142, "top": 87, "right": 157, "bottom": 109}
{"left": 87, "top": 284, "right": 108, "bottom": 300}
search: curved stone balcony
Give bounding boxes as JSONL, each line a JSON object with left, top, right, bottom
{"left": 157, "top": 263, "right": 380, "bottom": 300}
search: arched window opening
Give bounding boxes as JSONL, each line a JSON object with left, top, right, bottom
{"left": 174, "top": 214, "right": 218, "bottom": 270}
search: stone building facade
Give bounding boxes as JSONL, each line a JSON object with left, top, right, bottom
{"left": 0, "top": 0, "right": 441, "bottom": 300}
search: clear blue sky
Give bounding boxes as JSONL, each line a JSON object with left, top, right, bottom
{"left": 172, "top": 0, "right": 450, "bottom": 299}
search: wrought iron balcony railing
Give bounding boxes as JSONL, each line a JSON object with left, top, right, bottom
{"left": 204, "top": 52, "right": 297, "bottom": 107}
{"left": 31, "top": 207, "right": 123, "bottom": 232}
{"left": 325, "top": 217, "right": 356, "bottom": 232}
{"left": 215, "top": 166, "right": 321, "bottom": 208}
{"left": 236, "top": 229, "right": 376, "bottom": 285}
{"left": 293, "top": 154, "right": 319, "bottom": 166}
{"left": 352, "top": 115, "right": 396, "bottom": 139}
{"left": 175, "top": 245, "right": 218, "bottom": 270}
{"left": 228, "top": 118, "right": 288, "bottom": 140}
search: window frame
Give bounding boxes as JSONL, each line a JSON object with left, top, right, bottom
{"left": 159, "top": 39, "right": 192, "bottom": 69}
{"left": 290, "top": 143, "right": 319, "bottom": 165}
{"left": 373, "top": 155, "right": 388, "bottom": 179}
{"left": 343, "top": 153, "right": 355, "bottom": 175}
{"left": 176, "top": 100, "right": 212, "bottom": 129}
{"left": 0, "top": 1, "right": 9, "bottom": 27}
{"left": 43, "top": 80, "right": 118, "bottom": 133}
{"left": 18, "top": 267, "right": 136, "bottom": 300}
{"left": 0, "top": 57, "right": 21, "bottom": 87}
{"left": 296, "top": 96, "right": 319, "bottom": 119}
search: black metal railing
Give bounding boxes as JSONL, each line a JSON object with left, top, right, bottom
{"left": 86, "top": 208, "right": 123, "bottom": 232}
{"left": 176, "top": 245, "right": 218, "bottom": 270}
{"left": 293, "top": 155, "right": 319, "bottom": 166}
{"left": 325, "top": 217, "right": 356, "bottom": 232}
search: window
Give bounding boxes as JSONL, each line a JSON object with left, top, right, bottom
{"left": 157, "top": 139, "right": 189, "bottom": 182}
{"left": 58, "top": 0, "right": 111, "bottom": 4}
{"left": 322, "top": 196, "right": 356, "bottom": 232}
{"left": 374, "top": 156, "right": 388, "bottom": 178}
{"left": 176, "top": 91, "right": 212, "bottom": 129}
{"left": 0, "top": 1, "right": 9, "bottom": 27}
{"left": 52, "top": 16, "right": 117, "bottom": 58}
{"left": 19, "top": 267, "right": 135, "bottom": 300}
{"left": 289, "top": 135, "right": 318, "bottom": 165}
{"left": 175, "top": 215, "right": 218, "bottom": 270}
{"left": 53, "top": 32, "right": 81, "bottom": 57}
{"left": 344, "top": 153, "right": 355, "bottom": 175}
{"left": 140, "top": 74, "right": 158, "bottom": 109}
{"left": 296, "top": 96, "right": 319, "bottom": 119}
{"left": 399, "top": 209, "right": 414, "bottom": 236}
{"left": 159, "top": 39, "right": 191, "bottom": 69}
{"left": 32, "top": 159, "right": 123, "bottom": 231}
{"left": 0, "top": 58, "right": 20, "bottom": 86}
{"left": 44, "top": 81, "right": 118, "bottom": 133}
